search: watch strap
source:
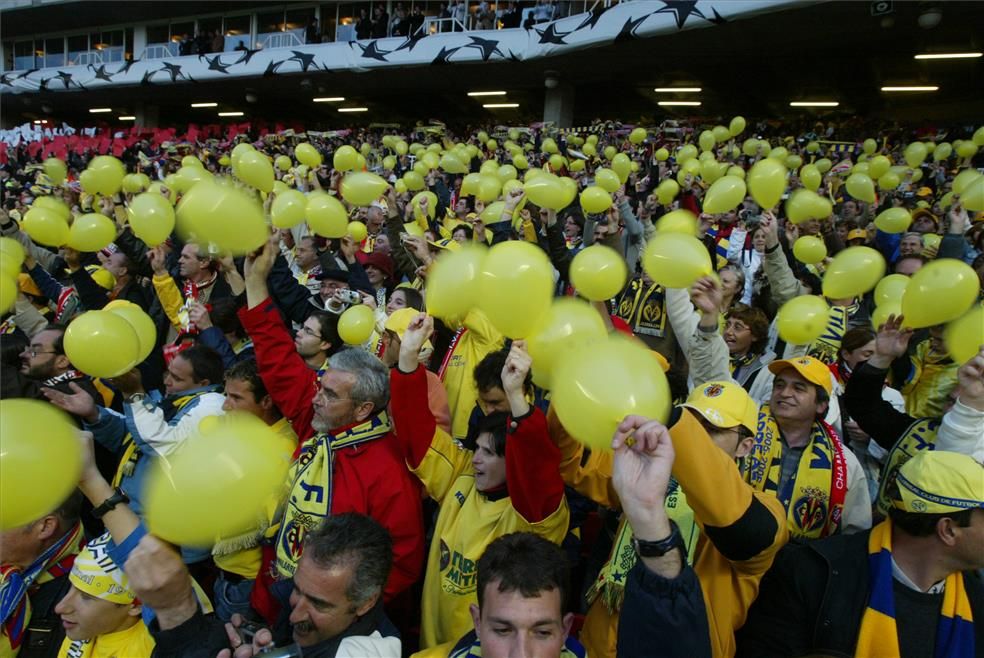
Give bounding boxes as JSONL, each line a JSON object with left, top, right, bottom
{"left": 92, "top": 488, "right": 130, "bottom": 519}
{"left": 632, "top": 520, "right": 684, "bottom": 558}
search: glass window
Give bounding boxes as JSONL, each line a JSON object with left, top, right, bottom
{"left": 44, "top": 37, "right": 64, "bottom": 67}
{"left": 147, "top": 24, "right": 169, "bottom": 44}
{"left": 103, "top": 30, "right": 124, "bottom": 47}
{"left": 66, "top": 34, "right": 88, "bottom": 65}
{"left": 124, "top": 27, "right": 133, "bottom": 60}
{"left": 198, "top": 16, "right": 222, "bottom": 36}
{"left": 257, "top": 10, "right": 285, "bottom": 34}
{"left": 320, "top": 3, "right": 338, "bottom": 41}
{"left": 170, "top": 21, "right": 195, "bottom": 42}
{"left": 223, "top": 14, "right": 252, "bottom": 51}
{"left": 14, "top": 40, "right": 35, "bottom": 69}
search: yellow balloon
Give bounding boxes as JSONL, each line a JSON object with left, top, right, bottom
{"left": 475, "top": 174, "right": 502, "bottom": 203}
{"left": 294, "top": 143, "right": 321, "bottom": 168}
{"left": 87, "top": 156, "right": 126, "bottom": 196}
{"left": 902, "top": 260, "right": 980, "bottom": 329}
{"left": 932, "top": 143, "right": 952, "bottom": 162}
{"left": 43, "top": 157, "right": 67, "bottom": 185}
{"left": 806, "top": 141, "right": 820, "bottom": 153}
{"left": 33, "top": 196, "right": 71, "bottom": 220}
{"left": 22, "top": 207, "right": 69, "bottom": 247}
{"left": 945, "top": 306, "right": 984, "bottom": 365}
{"left": 742, "top": 139, "right": 759, "bottom": 157}
{"left": 338, "top": 305, "right": 376, "bottom": 345}
{"left": 729, "top": 116, "right": 746, "bottom": 137}
{"left": 271, "top": 189, "right": 307, "bottom": 229}
{"left": 798, "top": 164, "right": 821, "bottom": 192}
{"left": 340, "top": 172, "right": 389, "bottom": 206}
{"left": 603, "top": 146, "right": 617, "bottom": 161}
{"left": 874, "top": 207, "right": 911, "bottom": 234}
{"left": 956, "top": 142, "right": 978, "bottom": 159}
{"left": 580, "top": 186, "right": 612, "bottom": 214}
{"left": 274, "top": 155, "right": 292, "bottom": 171}
{"left": 655, "top": 147, "right": 669, "bottom": 161}
{"left": 874, "top": 274, "right": 910, "bottom": 307}
{"left": 655, "top": 180, "right": 680, "bottom": 206}
{"left": 867, "top": 155, "right": 890, "bottom": 180}
{"left": 793, "top": 236, "right": 827, "bottom": 264}
{"left": 524, "top": 173, "right": 567, "bottom": 210}
{"left": 747, "top": 159, "right": 787, "bottom": 209}
{"left": 0, "top": 274, "right": 15, "bottom": 314}
{"left": 698, "top": 130, "right": 715, "bottom": 152}
{"left": 962, "top": 176, "right": 984, "bottom": 212}
{"left": 786, "top": 189, "right": 824, "bottom": 224}
{"left": 877, "top": 172, "right": 901, "bottom": 191}
{"left": 815, "top": 158, "right": 832, "bottom": 174}
{"left": 629, "top": 127, "right": 647, "bottom": 144}
{"left": 677, "top": 144, "right": 698, "bottom": 163}
{"left": 478, "top": 241, "right": 553, "bottom": 338}
{"left": 513, "top": 154, "right": 529, "bottom": 170}
{"left": 306, "top": 192, "right": 348, "bottom": 238}
{"left": 846, "top": 173, "right": 876, "bottom": 203}
{"left": 863, "top": 138, "right": 878, "bottom": 155}
{"left": 68, "top": 213, "right": 116, "bottom": 252}
{"left": 643, "top": 233, "right": 712, "bottom": 288}
{"left": 176, "top": 179, "right": 268, "bottom": 255}
{"left": 182, "top": 155, "right": 202, "bottom": 169}
{"left": 147, "top": 181, "right": 176, "bottom": 205}
{"left": 412, "top": 191, "right": 438, "bottom": 221}
{"left": 107, "top": 302, "right": 157, "bottom": 363}
{"left": 129, "top": 192, "right": 175, "bottom": 246}
{"left": 703, "top": 175, "right": 746, "bottom": 214}
{"left": 822, "top": 246, "right": 885, "bottom": 299}
{"left": 0, "top": 400, "right": 82, "bottom": 530}
{"left": 426, "top": 244, "right": 487, "bottom": 321}
{"left": 64, "top": 310, "right": 140, "bottom": 378}
{"left": 656, "top": 209, "right": 697, "bottom": 234}
{"left": 569, "top": 159, "right": 586, "bottom": 173}
{"left": 552, "top": 337, "right": 671, "bottom": 450}
{"left": 768, "top": 147, "right": 789, "bottom": 162}
{"left": 401, "top": 170, "right": 424, "bottom": 192}
{"left": 0, "top": 237, "right": 25, "bottom": 279}
{"left": 527, "top": 298, "right": 608, "bottom": 388}
{"left": 333, "top": 145, "right": 359, "bottom": 172}
{"left": 776, "top": 296, "right": 831, "bottom": 345}
{"left": 953, "top": 169, "right": 983, "bottom": 196}
{"left": 381, "top": 155, "right": 397, "bottom": 171}
{"left": 439, "top": 153, "right": 467, "bottom": 175}
{"left": 870, "top": 302, "right": 902, "bottom": 332}
{"left": 235, "top": 150, "right": 274, "bottom": 192}
{"left": 422, "top": 151, "right": 440, "bottom": 171}
{"left": 595, "top": 168, "right": 620, "bottom": 193}
{"left": 569, "top": 245, "right": 628, "bottom": 302}
{"left": 975, "top": 127, "right": 984, "bottom": 147}
{"left": 582, "top": 142, "right": 597, "bottom": 158}
{"left": 548, "top": 154, "right": 566, "bottom": 172}
{"left": 145, "top": 413, "right": 291, "bottom": 547}
{"left": 542, "top": 138, "right": 558, "bottom": 154}
{"left": 611, "top": 153, "right": 631, "bottom": 183}
{"left": 395, "top": 140, "right": 409, "bottom": 156}
{"left": 345, "top": 221, "right": 367, "bottom": 244}
{"left": 785, "top": 155, "right": 803, "bottom": 171}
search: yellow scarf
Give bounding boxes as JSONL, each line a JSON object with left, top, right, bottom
{"left": 585, "top": 480, "right": 699, "bottom": 614}
{"left": 807, "top": 301, "right": 857, "bottom": 365}
{"left": 855, "top": 519, "right": 975, "bottom": 658}
{"left": 57, "top": 621, "right": 155, "bottom": 658}
{"left": 615, "top": 277, "right": 666, "bottom": 338}
{"left": 875, "top": 418, "right": 940, "bottom": 515}
{"left": 274, "top": 411, "right": 392, "bottom": 577}
{"left": 742, "top": 406, "right": 848, "bottom": 540}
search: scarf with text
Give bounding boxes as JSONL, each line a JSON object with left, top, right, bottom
{"left": 742, "top": 405, "right": 847, "bottom": 539}
{"left": 807, "top": 300, "right": 858, "bottom": 366}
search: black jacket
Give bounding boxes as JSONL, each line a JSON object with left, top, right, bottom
{"left": 16, "top": 576, "right": 71, "bottom": 658}
{"left": 736, "top": 529, "right": 984, "bottom": 658}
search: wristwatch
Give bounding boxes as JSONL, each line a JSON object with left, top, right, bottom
{"left": 92, "top": 488, "right": 130, "bottom": 519}
{"left": 127, "top": 393, "right": 146, "bottom": 404}
{"left": 632, "top": 520, "right": 685, "bottom": 558}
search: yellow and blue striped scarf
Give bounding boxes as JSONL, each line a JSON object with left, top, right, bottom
{"left": 856, "top": 519, "right": 975, "bottom": 658}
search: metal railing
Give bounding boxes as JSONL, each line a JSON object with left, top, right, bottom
{"left": 256, "top": 30, "right": 304, "bottom": 50}
{"left": 141, "top": 42, "right": 179, "bottom": 60}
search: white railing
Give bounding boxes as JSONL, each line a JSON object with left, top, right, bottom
{"left": 256, "top": 30, "right": 304, "bottom": 50}
{"left": 141, "top": 42, "right": 179, "bottom": 60}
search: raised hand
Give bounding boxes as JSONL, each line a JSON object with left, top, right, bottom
{"left": 690, "top": 276, "right": 723, "bottom": 316}
{"left": 870, "top": 314, "right": 914, "bottom": 368}
{"left": 611, "top": 415, "right": 675, "bottom": 515}
{"left": 501, "top": 340, "right": 533, "bottom": 417}
{"left": 398, "top": 313, "right": 433, "bottom": 373}
{"left": 42, "top": 382, "right": 99, "bottom": 424}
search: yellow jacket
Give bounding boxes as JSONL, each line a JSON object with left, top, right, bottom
{"left": 547, "top": 407, "right": 789, "bottom": 658}
{"left": 152, "top": 273, "right": 184, "bottom": 331}
{"left": 438, "top": 309, "right": 504, "bottom": 440}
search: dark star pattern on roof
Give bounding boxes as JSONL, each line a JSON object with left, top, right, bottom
{"left": 431, "top": 46, "right": 460, "bottom": 65}
{"left": 708, "top": 7, "right": 729, "bottom": 25}
{"left": 89, "top": 64, "right": 113, "bottom": 82}
{"left": 394, "top": 29, "right": 429, "bottom": 53}
{"left": 573, "top": 5, "right": 609, "bottom": 32}
{"left": 234, "top": 48, "right": 263, "bottom": 66}
{"left": 115, "top": 58, "right": 140, "bottom": 76}
{"left": 614, "top": 15, "right": 650, "bottom": 43}
{"left": 463, "top": 36, "right": 504, "bottom": 61}
{"left": 654, "top": 0, "right": 707, "bottom": 29}
{"left": 203, "top": 54, "right": 232, "bottom": 74}
{"left": 534, "top": 23, "right": 570, "bottom": 45}
{"left": 355, "top": 41, "right": 391, "bottom": 62}
{"left": 288, "top": 50, "right": 317, "bottom": 72}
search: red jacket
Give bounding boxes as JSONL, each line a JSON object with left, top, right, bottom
{"left": 239, "top": 299, "right": 424, "bottom": 610}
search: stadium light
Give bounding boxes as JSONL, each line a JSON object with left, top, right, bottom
{"left": 338, "top": 107, "right": 368, "bottom": 112}
{"left": 118, "top": 116, "right": 136, "bottom": 120}
{"left": 881, "top": 86, "right": 939, "bottom": 92}
{"left": 483, "top": 103, "right": 519, "bottom": 108}
{"left": 468, "top": 91, "right": 507, "bottom": 96}
{"left": 313, "top": 97, "right": 345, "bottom": 102}
{"left": 653, "top": 87, "right": 702, "bottom": 93}
{"left": 218, "top": 111, "right": 245, "bottom": 117}
{"left": 789, "top": 101, "right": 839, "bottom": 107}
{"left": 914, "top": 52, "right": 981, "bottom": 60}
{"left": 657, "top": 101, "right": 701, "bottom": 106}
{"left": 89, "top": 108, "right": 112, "bottom": 113}
{"left": 191, "top": 102, "right": 218, "bottom": 108}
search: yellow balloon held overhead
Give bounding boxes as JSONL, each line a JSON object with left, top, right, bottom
{"left": 747, "top": 158, "right": 787, "bottom": 209}
{"left": 729, "top": 115, "right": 746, "bottom": 137}
{"left": 874, "top": 207, "right": 912, "bottom": 234}
{"left": 944, "top": 306, "right": 984, "bottom": 366}
{"left": 68, "top": 213, "right": 116, "bottom": 252}
{"left": 815, "top": 158, "right": 832, "bottom": 174}
{"left": 874, "top": 274, "right": 910, "bottom": 307}
{"left": 552, "top": 337, "right": 671, "bottom": 451}
{"left": 629, "top": 127, "right": 647, "bottom": 144}
{"left": 128, "top": 191, "right": 175, "bottom": 247}
{"left": 235, "top": 149, "right": 274, "bottom": 192}
{"left": 306, "top": 191, "right": 348, "bottom": 238}
{"left": 176, "top": 179, "right": 268, "bottom": 255}
{"left": 703, "top": 175, "right": 746, "bottom": 214}
{"left": 822, "top": 246, "right": 885, "bottom": 300}
{"left": 962, "top": 176, "right": 984, "bottom": 212}
{"left": 107, "top": 301, "right": 157, "bottom": 363}
{"left": 901, "top": 259, "right": 981, "bottom": 329}
{"left": 275, "top": 155, "right": 292, "bottom": 171}
{"left": 340, "top": 172, "right": 389, "bottom": 206}
{"left": 338, "top": 305, "right": 375, "bottom": 345}
{"left": 44, "top": 157, "right": 68, "bottom": 185}
{"left": 952, "top": 169, "right": 982, "bottom": 196}
{"left": 542, "top": 138, "right": 558, "bottom": 154}
{"left": 478, "top": 241, "right": 554, "bottom": 339}
{"left": 295, "top": 143, "right": 322, "bottom": 168}
{"left": 271, "top": 190, "right": 308, "bottom": 229}
{"left": 655, "top": 147, "right": 669, "bottom": 161}
{"left": 863, "top": 138, "right": 878, "bottom": 155}
{"left": 333, "top": 145, "right": 359, "bottom": 172}
{"left": 0, "top": 275, "right": 15, "bottom": 315}
{"left": 793, "top": 236, "right": 827, "bottom": 264}
{"left": 800, "top": 164, "right": 821, "bottom": 192}
{"left": 569, "top": 245, "right": 628, "bottom": 302}
{"left": 348, "top": 221, "right": 368, "bottom": 243}
{"left": 594, "top": 168, "right": 620, "bottom": 193}
{"left": 86, "top": 156, "right": 126, "bottom": 196}
{"left": 655, "top": 179, "right": 680, "bottom": 206}
{"left": 776, "top": 296, "right": 831, "bottom": 345}
{"left": 699, "top": 130, "right": 715, "bottom": 153}
{"left": 0, "top": 400, "right": 82, "bottom": 530}
{"left": 476, "top": 174, "right": 502, "bottom": 203}
{"left": 956, "top": 142, "right": 978, "bottom": 159}
{"left": 527, "top": 298, "right": 608, "bottom": 389}
{"left": 643, "top": 232, "right": 712, "bottom": 289}
{"left": 656, "top": 209, "right": 697, "bottom": 235}
{"left": 22, "top": 207, "right": 69, "bottom": 247}
{"left": 426, "top": 244, "right": 486, "bottom": 321}
{"left": 524, "top": 173, "right": 567, "bottom": 210}
{"left": 845, "top": 173, "right": 876, "bottom": 203}
{"left": 145, "top": 413, "right": 291, "bottom": 547}
{"left": 0, "top": 237, "right": 25, "bottom": 279}
{"left": 868, "top": 155, "right": 890, "bottom": 180}
{"left": 878, "top": 172, "right": 901, "bottom": 192}
{"left": 64, "top": 310, "right": 140, "bottom": 378}
{"left": 786, "top": 189, "right": 826, "bottom": 224}
{"left": 580, "top": 186, "right": 613, "bottom": 214}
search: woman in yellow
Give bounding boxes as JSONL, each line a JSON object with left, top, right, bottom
{"left": 390, "top": 315, "right": 569, "bottom": 650}
{"left": 54, "top": 533, "right": 155, "bottom": 657}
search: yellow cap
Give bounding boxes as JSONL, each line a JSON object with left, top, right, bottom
{"left": 428, "top": 237, "right": 461, "bottom": 251}
{"left": 681, "top": 381, "right": 759, "bottom": 434}
{"left": 892, "top": 451, "right": 984, "bottom": 514}
{"left": 68, "top": 533, "right": 135, "bottom": 604}
{"left": 384, "top": 308, "right": 432, "bottom": 350}
{"left": 768, "top": 356, "right": 833, "bottom": 395}
{"left": 85, "top": 265, "right": 116, "bottom": 291}
{"left": 402, "top": 222, "right": 425, "bottom": 238}
{"left": 847, "top": 228, "right": 867, "bottom": 241}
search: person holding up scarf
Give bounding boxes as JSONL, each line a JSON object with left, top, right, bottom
{"left": 547, "top": 378, "right": 788, "bottom": 658}
{"left": 237, "top": 235, "right": 424, "bottom": 623}
{"left": 738, "top": 450, "right": 984, "bottom": 658}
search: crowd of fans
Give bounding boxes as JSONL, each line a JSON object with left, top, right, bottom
{"left": 0, "top": 113, "right": 983, "bottom": 658}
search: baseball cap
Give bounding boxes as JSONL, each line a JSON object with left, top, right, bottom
{"left": 768, "top": 356, "right": 833, "bottom": 395}
{"left": 384, "top": 308, "right": 433, "bottom": 351}
{"left": 85, "top": 265, "right": 116, "bottom": 291}
{"left": 847, "top": 228, "right": 867, "bottom": 242}
{"left": 681, "top": 381, "right": 759, "bottom": 434}
{"left": 428, "top": 237, "right": 461, "bottom": 252}
{"left": 892, "top": 451, "right": 984, "bottom": 514}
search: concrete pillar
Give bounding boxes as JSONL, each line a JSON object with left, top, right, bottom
{"left": 135, "top": 102, "right": 159, "bottom": 128}
{"left": 543, "top": 74, "right": 574, "bottom": 128}
{"left": 133, "top": 25, "right": 147, "bottom": 59}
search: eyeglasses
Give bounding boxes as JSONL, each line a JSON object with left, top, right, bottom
{"left": 298, "top": 326, "right": 323, "bottom": 339}
{"left": 27, "top": 348, "right": 58, "bottom": 358}
{"left": 314, "top": 388, "right": 353, "bottom": 404}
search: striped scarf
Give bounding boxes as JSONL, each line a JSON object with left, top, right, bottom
{"left": 855, "top": 519, "right": 975, "bottom": 658}
{"left": 0, "top": 523, "right": 85, "bottom": 655}
{"left": 274, "top": 411, "right": 392, "bottom": 577}
{"left": 807, "top": 300, "right": 858, "bottom": 366}
{"left": 742, "top": 406, "right": 848, "bottom": 540}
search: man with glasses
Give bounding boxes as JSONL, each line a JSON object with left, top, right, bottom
{"left": 239, "top": 235, "right": 424, "bottom": 623}
{"left": 20, "top": 323, "right": 104, "bottom": 421}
